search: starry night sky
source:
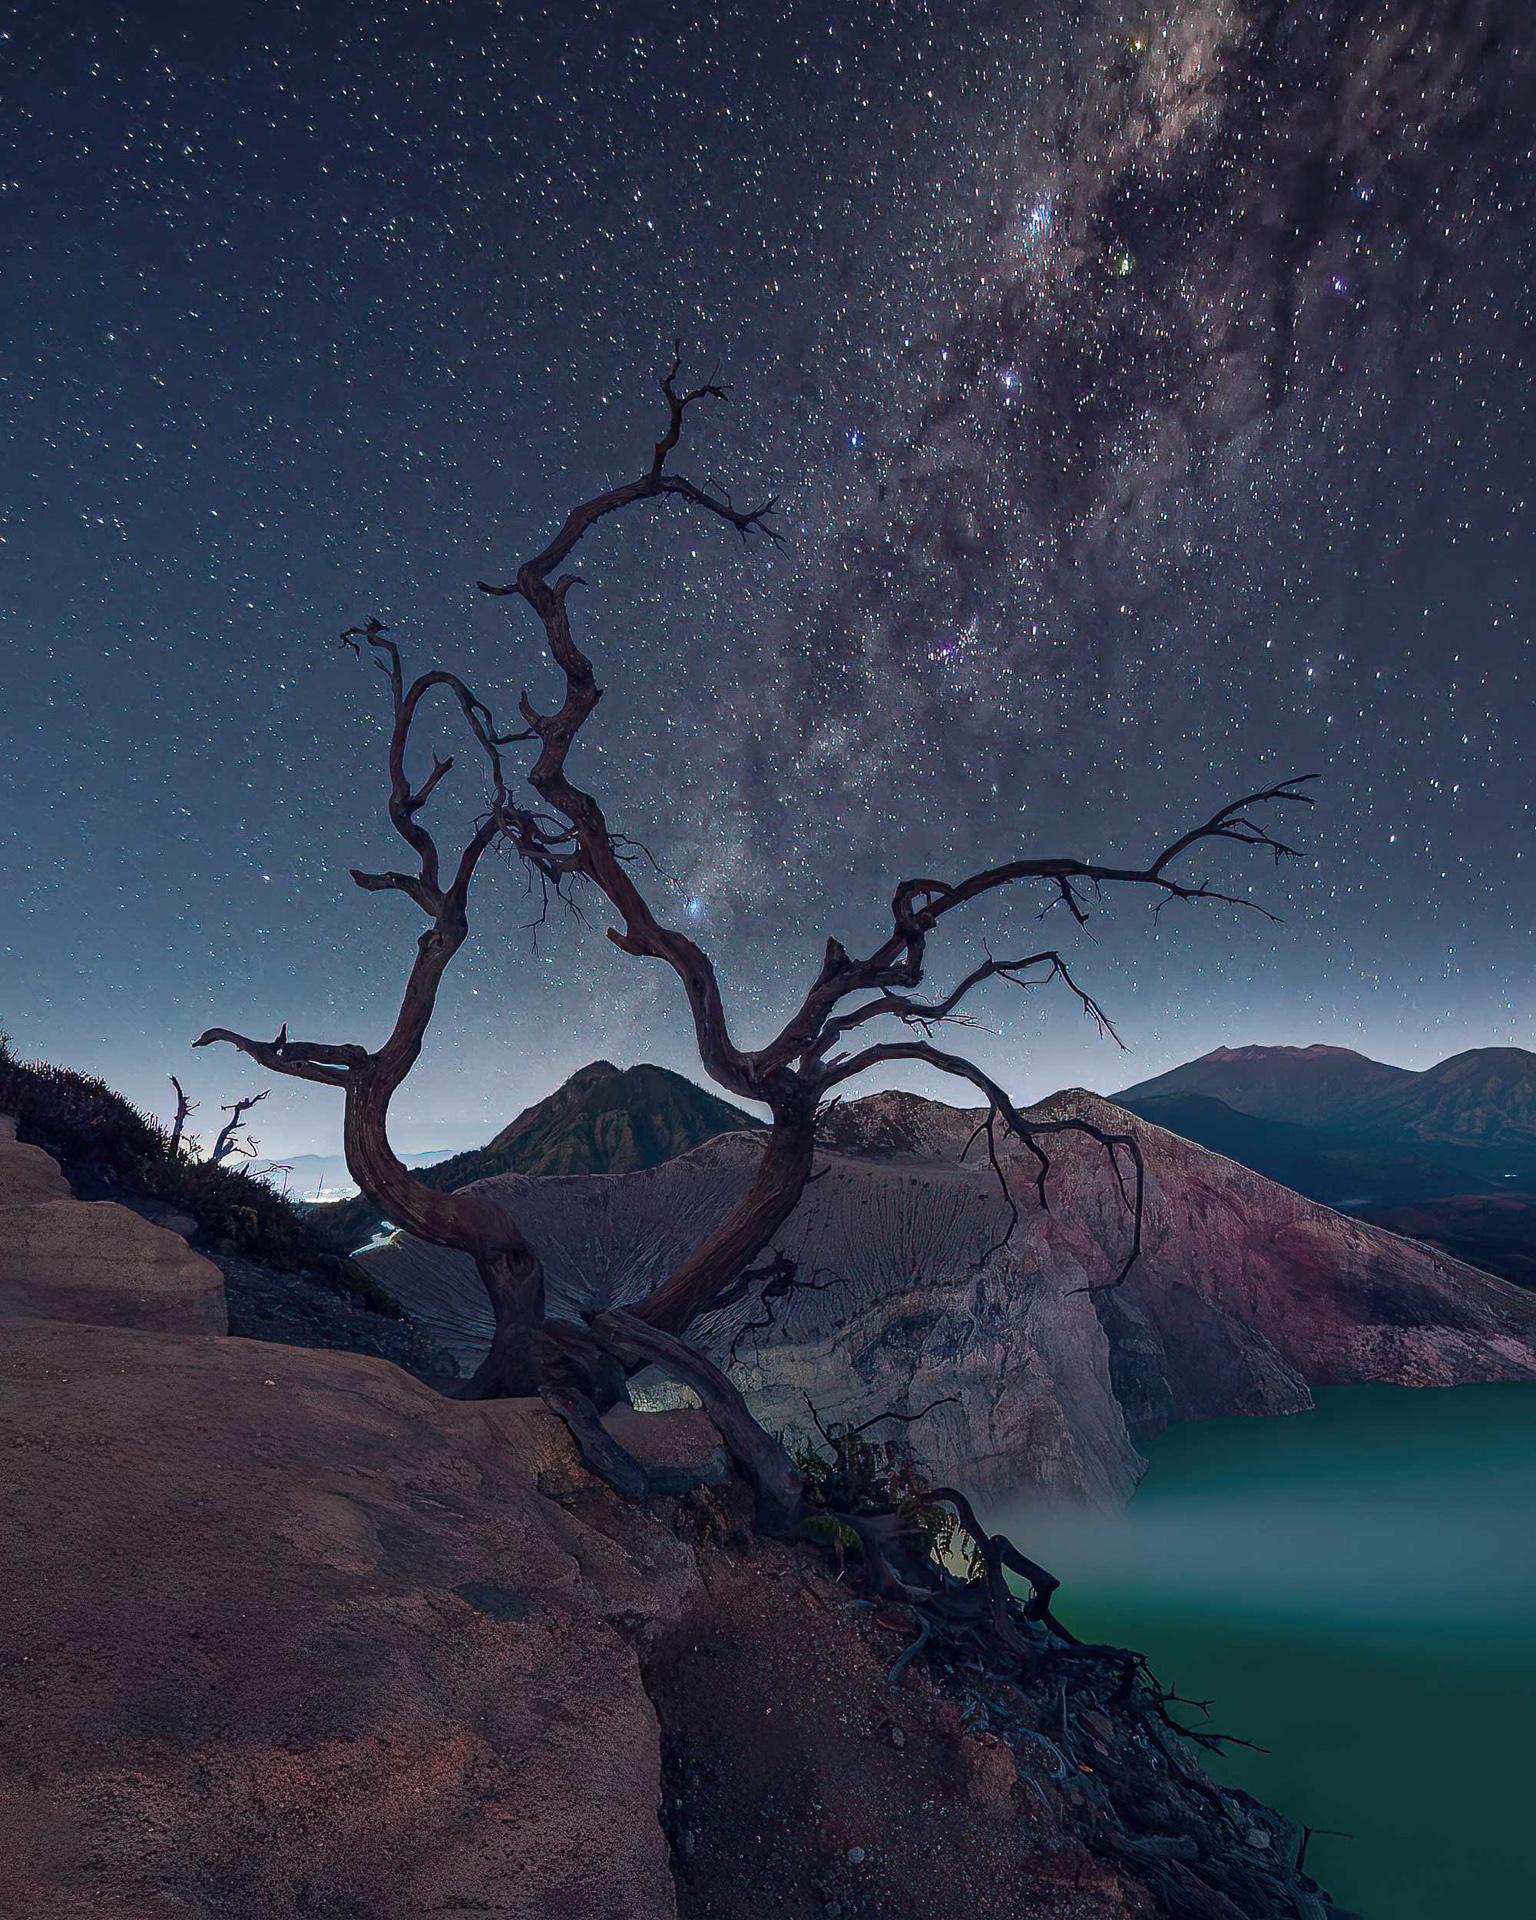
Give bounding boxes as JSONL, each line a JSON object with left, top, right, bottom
{"left": 3, "top": 1, "right": 1533, "bottom": 1159}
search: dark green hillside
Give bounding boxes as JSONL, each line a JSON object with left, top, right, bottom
{"left": 308, "top": 1060, "right": 757, "bottom": 1252}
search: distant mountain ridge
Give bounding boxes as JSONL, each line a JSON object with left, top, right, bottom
{"left": 1116, "top": 1043, "right": 1536, "bottom": 1287}
{"left": 1118, "top": 1042, "right": 1536, "bottom": 1148}
{"left": 308, "top": 1061, "right": 757, "bottom": 1251}
{"left": 1354, "top": 1047, "right": 1536, "bottom": 1151}
{"left": 1117, "top": 1043, "right": 1416, "bottom": 1127}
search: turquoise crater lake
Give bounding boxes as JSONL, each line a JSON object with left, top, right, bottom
{"left": 993, "top": 1383, "right": 1536, "bottom": 1920}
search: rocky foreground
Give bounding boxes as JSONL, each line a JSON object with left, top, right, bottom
{"left": 1, "top": 1111, "right": 1367, "bottom": 1919}
{"left": 358, "top": 1089, "right": 1536, "bottom": 1508}
{"left": 0, "top": 1114, "right": 227, "bottom": 1334}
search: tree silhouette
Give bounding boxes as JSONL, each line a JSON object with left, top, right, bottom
{"left": 198, "top": 354, "right": 1311, "bottom": 1401}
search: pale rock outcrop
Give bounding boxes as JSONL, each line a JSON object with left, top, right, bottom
{"left": 358, "top": 1089, "right": 1536, "bottom": 1509}
{"left": 0, "top": 1113, "right": 227, "bottom": 1333}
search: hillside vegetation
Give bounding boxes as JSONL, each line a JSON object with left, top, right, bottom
{"left": 0, "top": 1036, "right": 397, "bottom": 1313}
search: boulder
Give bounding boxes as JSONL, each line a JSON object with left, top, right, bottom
{"left": 0, "top": 1319, "right": 695, "bottom": 1919}
{"left": 602, "top": 1404, "right": 730, "bottom": 1485}
{"left": 0, "top": 1115, "right": 74, "bottom": 1204}
{"left": 0, "top": 1120, "right": 227, "bottom": 1334}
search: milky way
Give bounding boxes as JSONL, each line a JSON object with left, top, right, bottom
{"left": 793, "top": 0, "right": 1532, "bottom": 785}
{"left": 2, "top": 2, "right": 1533, "bottom": 1156}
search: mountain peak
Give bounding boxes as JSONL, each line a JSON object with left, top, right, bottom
{"left": 477, "top": 1061, "right": 757, "bottom": 1175}
{"left": 566, "top": 1058, "right": 621, "bottom": 1082}
{"left": 1424, "top": 1046, "right": 1536, "bottom": 1078}
{"left": 1119, "top": 1040, "right": 1536, "bottom": 1171}
{"left": 1355, "top": 1046, "right": 1536, "bottom": 1149}
{"left": 1118, "top": 1044, "right": 1414, "bottom": 1127}
{"left": 818, "top": 1088, "right": 985, "bottom": 1160}
{"left": 1204, "top": 1042, "right": 1372, "bottom": 1062}
{"left": 310, "top": 1061, "right": 756, "bottom": 1251}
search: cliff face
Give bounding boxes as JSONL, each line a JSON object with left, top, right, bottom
{"left": 0, "top": 1117, "right": 1179, "bottom": 1920}
{"left": 358, "top": 1090, "right": 1536, "bottom": 1509}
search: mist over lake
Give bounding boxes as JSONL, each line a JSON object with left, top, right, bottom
{"left": 994, "top": 1383, "right": 1536, "bottom": 1919}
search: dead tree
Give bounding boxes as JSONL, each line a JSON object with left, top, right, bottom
{"left": 475, "top": 356, "right": 1310, "bottom": 1357}
{"left": 191, "top": 365, "right": 1333, "bottom": 1913}
{"left": 208, "top": 1089, "right": 270, "bottom": 1166}
{"left": 196, "top": 637, "right": 555, "bottom": 1397}
{"left": 167, "top": 1075, "right": 197, "bottom": 1159}
{"left": 199, "top": 353, "right": 1312, "bottom": 1405}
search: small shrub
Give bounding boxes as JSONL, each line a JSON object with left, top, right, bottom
{"left": 789, "top": 1421, "right": 970, "bottom": 1569}
{"left": 0, "top": 1031, "right": 168, "bottom": 1178}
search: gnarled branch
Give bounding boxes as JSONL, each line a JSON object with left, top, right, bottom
{"left": 209, "top": 1088, "right": 269, "bottom": 1165}
{"left": 462, "top": 358, "right": 1304, "bottom": 1347}
{"left": 199, "top": 634, "right": 546, "bottom": 1395}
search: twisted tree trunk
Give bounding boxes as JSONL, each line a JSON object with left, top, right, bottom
{"left": 342, "top": 1063, "right": 545, "bottom": 1398}
{"left": 632, "top": 1109, "right": 817, "bottom": 1336}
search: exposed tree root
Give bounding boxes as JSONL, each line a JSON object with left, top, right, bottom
{"left": 588, "top": 1310, "right": 805, "bottom": 1532}
{"left": 550, "top": 1313, "right": 1361, "bottom": 1920}
{"left": 538, "top": 1382, "right": 721, "bottom": 1501}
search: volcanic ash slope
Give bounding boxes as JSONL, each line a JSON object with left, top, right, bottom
{"left": 357, "top": 1090, "right": 1536, "bottom": 1509}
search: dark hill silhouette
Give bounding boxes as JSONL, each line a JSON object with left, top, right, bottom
{"left": 1351, "top": 1047, "right": 1536, "bottom": 1153}
{"left": 1356, "top": 1193, "right": 1536, "bottom": 1291}
{"left": 1117, "top": 1043, "right": 1414, "bottom": 1126}
{"left": 1117, "top": 1045, "right": 1536, "bottom": 1289}
{"left": 1120, "top": 1091, "right": 1526, "bottom": 1205}
{"left": 308, "top": 1061, "right": 757, "bottom": 1251}
{"left": 1120, "top": 1094, "right": 1411, "bottom": 1208}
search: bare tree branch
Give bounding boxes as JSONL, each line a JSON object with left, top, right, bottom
{"left": 209, "top": 1089, "right": 269, "bottom": 1165}
{"left": 763, "top": 779, "right": 1315, "bottom": 1077}
{"left": 193, "top": 1025, "right": 362, "bottom": 1089}
{"left": 696, "top": 1251, "right": 849, "bottom": 1368}
{"left": 167, "top": 1075, "right": 197, "bottom": 1158}
{"left": 839, "top": 1395, "right": 961, "bottom": 1442}
{"left": 825, "top": 949, "right": 1124, "bottom": 1048}
{"left": 473, "top": 359, "right": 782, "bottom": 1107}
{"left": 198, "top": 632, "right": 548, "bottom": 1396}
